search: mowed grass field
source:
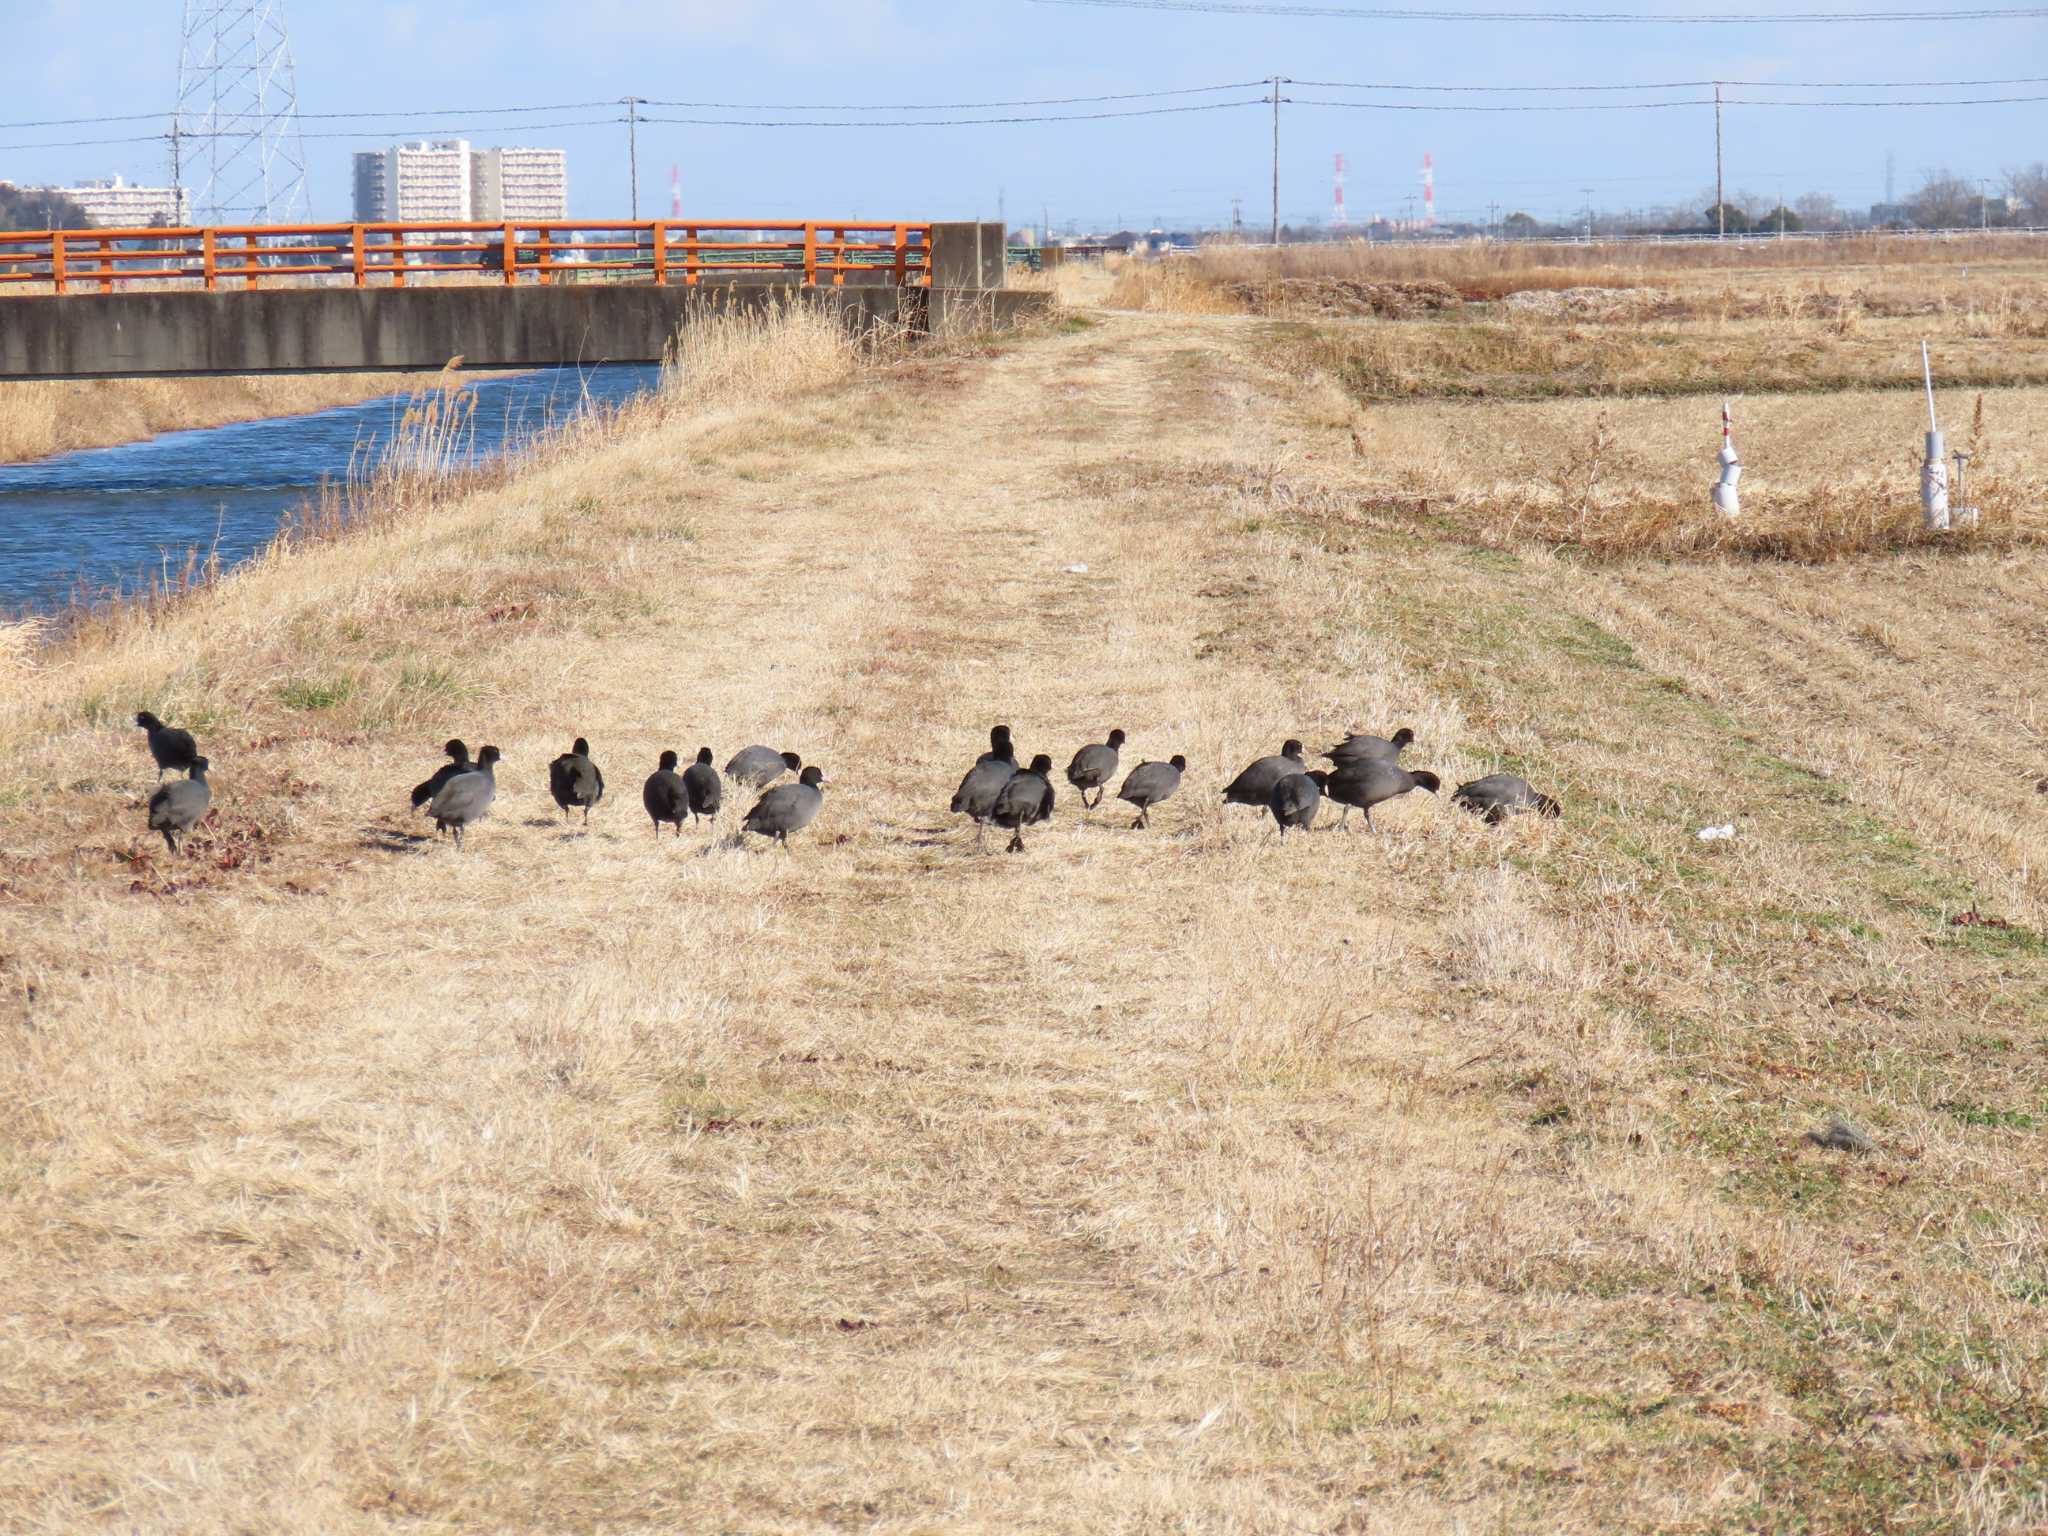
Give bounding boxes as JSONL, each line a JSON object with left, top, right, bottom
{"left": 3, "top": 245, "right": 2048, "bottom": 1531}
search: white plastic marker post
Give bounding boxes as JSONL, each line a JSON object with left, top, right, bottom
{"left": 1711, "top": 398, "right": 1742, "bottom": 518}
{"left": 1921, "top": 341, "right": 1950, "bottom": 531}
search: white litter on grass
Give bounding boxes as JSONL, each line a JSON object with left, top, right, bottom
{"left": 1697, "top": 823, "right": 1737, "bottom": 842}
{"left": 1064, "top": 563, "right": 1089, "bottom": 574}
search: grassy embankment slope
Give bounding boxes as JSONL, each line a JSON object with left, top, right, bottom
{"left": 2, "top": 256, "right": 2047, "bottom": 1531}
{"left": 0, "top": 372, "right": 449, "bottom": 465}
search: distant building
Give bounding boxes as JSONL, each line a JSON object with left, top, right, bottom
{"left": 351, "top": 140, "right": 474, "bottom": 222}
{"left": 351, "top": 141, "right": 567, "bottom": 223}
{"left": 472, "top": 148, "right": 568, "bottom": 222}
{"left": 28, "top": 176, "right": 190, "bottom": 228}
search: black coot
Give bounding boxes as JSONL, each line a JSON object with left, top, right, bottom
{"left": 135, "top": 711, "right": 199, "bottom": 783}
{"left": 1323, "top": 727, "right": 1416, "bottom": 768}
{"left": 683, "top": 747, "right": 723, "bottom": 823}
{"left": 951, "top": 756, "right": 1017, "bottom": 848}
{"left": 1222, "top": 739, "right": 1308, "bottom": 808}
{"left": 1064, "top": 729, "right": 1125, "bottom": 809}
{"left": 977, "top": 725, "right": 1017, "bottom": 768}
{"left": 411, "top": 739, "right": 470, "bottom": 812}
{"left": 644, "top": 750, "right": 688, "bottom": 836}
{"left": 430, "top": 745, "right": 501, "bottom": 850}
{"left": 726, "top": 746, "right": 800, "bottom": 790}
{"left": 1325, "top": 759, "right": 1439, "bottom": 831}
{"left": 1268, "top": 769, "right": 1330, "bottom": 836}
{"left": 146, "top": 755, "right": 212, "bottom": 853}
{"left": 992, "top": 753, "right": 1056, "bottom": 853}
{"left": 742, "top": 765, "right": 826, "bottom": 848}
{"left": 1117, "top": 754, "right": 1186, "bottom": 830}
{"left": 548, "top": 737, "right": 605, "bottom": 823}
{"left": 1452, "top": 773, "right": 1561, "bottom": 825}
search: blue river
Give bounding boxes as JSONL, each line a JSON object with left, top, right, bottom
{"left": 0, "top": 364, "right": 662, "bottom": 612}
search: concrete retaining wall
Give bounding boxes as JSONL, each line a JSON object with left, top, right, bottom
{"left": 0, "top": 224, "right": 1046, "bottom": 379}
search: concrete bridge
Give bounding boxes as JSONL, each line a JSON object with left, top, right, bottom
{"left": 0, "top": 221, "right": 1039, "bottom": 380}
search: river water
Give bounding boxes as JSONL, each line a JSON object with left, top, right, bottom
{"left": 0, "top": 364, "right": 662, "bottom": 613}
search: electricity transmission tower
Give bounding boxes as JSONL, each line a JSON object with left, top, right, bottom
{"left": 172, "top": 0, "right": 311, "bottom": 224}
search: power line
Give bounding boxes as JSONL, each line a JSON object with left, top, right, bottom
{"left": 296, "top": 101, "right": 618, "bottom": 120}
{"left": 1293, "top": 74, "right": 2048, "bottom": 90}
{"left": 1030, "top": 0, "right": 2048, "bottom": 20}
{"left": 634, "top": 100, "right": 1272, "bottom": 128}
{"left": 1290, "top": 92, "right": 2048, "bottom": 109}
{"left": 7, "top": 69, "right": 2046, "bottom": 138}
{"left": 0, "top": 118, "right": 626, "bottom": 154}
{"left": 640, "top": 81, "right": 1270, "bottom": 110}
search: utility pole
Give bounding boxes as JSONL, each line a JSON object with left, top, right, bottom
{"left": 1270, "top": 76, "right": 1285, "bottom": 246}
{"left": 1978, "top": 178, "right": 1991, "bottom": 230}
{"left": 1582, "top": 188, "right": 1594, "bottom": 241}
{"left": 622, "top": 96, "right": 642, "bottom": 220}
{"left": 1713, "top": 82, "right": 1725, "bottom": 238}
{"left": 1488, "top": 200, "right": 1499, "bottom": 239}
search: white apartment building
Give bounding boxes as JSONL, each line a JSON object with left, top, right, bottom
{"left": 351, "top": 142, "right": 567, "bottom": 223}
{"left": 351, "top": 141, "right": 474, "bottom": 222}
{"left": 472, "top": 148, "right": 568, "bottom": 222}
{"left": 35, "top": 176, "right": 191, "bottom": 228}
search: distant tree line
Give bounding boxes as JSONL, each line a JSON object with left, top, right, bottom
{"left": 0, "top": 184, "right": 89, "bottom": 233}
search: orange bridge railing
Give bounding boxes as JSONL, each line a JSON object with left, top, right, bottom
{"left": 0, "top": 220, "right": 934, "bottom": 295}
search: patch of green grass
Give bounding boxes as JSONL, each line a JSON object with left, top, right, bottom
{"left": 1757, "top": 907, "right": 1883, "bottom": 942}
{"left": 396, "top": 662, "right": 466, "bottom": 701}
{"left": 1942, "top": 920, "right": 2048, "bottom": 959}
{"left": 1557, "top": 616, "right": 1636, "bottom": 668}
{"left": 1939, "top": 1101, "right": 2037, "bottom": 1130}
{"left": 277, "top": 676, "right": 355, "bottom": 712}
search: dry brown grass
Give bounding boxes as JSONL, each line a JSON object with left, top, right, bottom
{"left": 1308, "top": 384, "right": 2048, "bottom": 561}
{"left": 1130, "top": 231, "right": 2048, "bottom": 303}
{"left": 0, "top": 371, "right": 443, "bottom": 464}
{"left": 3, "top": 280, "right": 2047, "bottom": 1531}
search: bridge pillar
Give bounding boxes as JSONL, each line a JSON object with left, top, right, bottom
{"left": 928, "top": 222, "right": 1010, "bottom": 338}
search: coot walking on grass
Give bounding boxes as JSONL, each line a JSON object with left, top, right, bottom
{"left": 1064, "top": 728, "right": 1125, "bottom": 808}
{"left": 726, "top": 746, "right": 801, "bottom": 790}
{"left": 549, "top": 737, "right": 605, "bottom": 823}
{"left": 683, "top": 747, "right": 722, "bottom": 823}
{"left": 430, "top": 745, "right": 500, "bottom": 850}
{"left": 1325, "top": 759, "right": 1439, "bottom": 831}
{"left": 411, "top": 739, "right": 470, "bottom": 813}
{"left": 992, "top": 753, "right": 1056, "bottom": 853}
{"left": 1117, "top": 754, "right": 1186, "bottom": 830}
{"left": 743, "top": 765, "right": 826, "bottom": 848}
{"left": 1452, "top": 773, "right": 1561, "bottom": 825}
{"left": 135, "top": 711, "right": 199, "bottom": 783}
{"left": 146, "top": 756, "right": 211, "bottom": 853}
{"left": 1223, "top": 739, "right": 1309, "bottom": 809}
{"left": 951, "top": 754, "right": 1017, "bottom": 849}
{"left": 643, "top": 751, "right": 688, "bottom": 837}
{"left": 1323, "top": 727, "right": 1416, "bottom": 769}
{"left": 1268, "top": 769, "right": 1330, "bottom": 836}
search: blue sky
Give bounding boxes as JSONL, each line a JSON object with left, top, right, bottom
{"left": 3, "top": 1, "right": 2042, "bottom": 227}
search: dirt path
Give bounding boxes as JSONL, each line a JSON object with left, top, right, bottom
{"left": 5, "top": 310, "right": 2047, "bottom": 1532}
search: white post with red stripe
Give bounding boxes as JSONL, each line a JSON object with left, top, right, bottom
{"left": 1712, "top": 399, "right": 1742, "bottom": 518}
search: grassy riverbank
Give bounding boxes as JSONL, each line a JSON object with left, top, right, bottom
{"left": 3, "top": 271, "right": 2046, "bottom": 1531}
{"left": 0, "top": 372, "right": 442, "bottom": 463}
